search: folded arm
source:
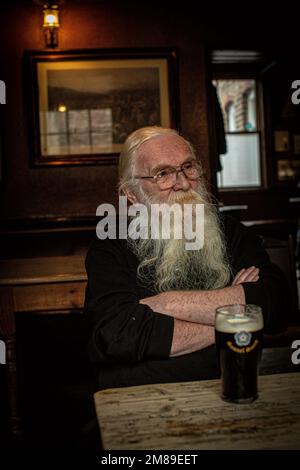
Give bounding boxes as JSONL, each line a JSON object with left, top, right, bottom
{"left": 140, "top": 267, "right": 258, "bottom": 325}
{"left": 140, "top": 285, "right": 245, "bottom": 325}
{"left": 170, "top": 319, "right": 215, "bottom": 357}
{"left": 153, "top": 268, "right": 257, "bottom": 355}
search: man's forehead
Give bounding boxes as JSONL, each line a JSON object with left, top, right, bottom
{"left": 135, "top": 134, "right": 191, "bottom": 170}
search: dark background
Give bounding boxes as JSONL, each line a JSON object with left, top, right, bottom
{"left": 1, "top": 0, "right": 300, "bottom": 454}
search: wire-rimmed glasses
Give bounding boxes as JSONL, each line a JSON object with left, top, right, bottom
{"left": 134, "top": 160, "right": 200, "bottom": 190}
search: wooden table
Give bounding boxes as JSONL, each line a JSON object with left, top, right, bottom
{"left": 0, "top": 255, "right": 87, "bottom": 435}
{"left": 94, "top": 372, "right": 300, "bottom": 450}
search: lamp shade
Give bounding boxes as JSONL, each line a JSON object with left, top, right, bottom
{"left": 43, "top": 5, "right": 60, "bottom": 28}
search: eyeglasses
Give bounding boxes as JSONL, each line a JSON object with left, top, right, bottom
{"left": 134, "top": 161, "right": 200, "bottom": 189}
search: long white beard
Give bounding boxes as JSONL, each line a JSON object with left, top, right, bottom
{"left": 128, "top": 182, "right": 232, "bottom": 293}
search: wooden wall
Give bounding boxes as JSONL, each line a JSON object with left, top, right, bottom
{"left": 0, "top": 3, "right": 299, "bottom": 223}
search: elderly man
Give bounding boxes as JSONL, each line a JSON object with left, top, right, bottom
{"left": 85, "top": 126, "right": 290, "bottom": 389}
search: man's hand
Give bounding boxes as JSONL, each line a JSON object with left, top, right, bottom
{"left": 231, "top": 266, "right": 259, "bottom": 286}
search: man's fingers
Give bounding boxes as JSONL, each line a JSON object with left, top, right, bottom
{"left": 233, "top": 267, "right": 254, "bottom": 283}
{"left": 232, "top": 266, "right": 260, "bottom": 285}
{"left": 243, "top": 267, "right": 259, "bottom": 281}
{"left": 232, "top": 268, "right": 245, "bottom": 285}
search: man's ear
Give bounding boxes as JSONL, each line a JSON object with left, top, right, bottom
{"left": 123, "top": 187, "right": 138, "bottom": 204}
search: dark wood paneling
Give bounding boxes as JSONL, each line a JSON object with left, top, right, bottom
{"left": 1, "top": 4, "right": 299, "bottom": 223}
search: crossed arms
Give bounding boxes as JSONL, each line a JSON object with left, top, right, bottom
{"left": 86, "top": 220, "right": 290, "bottom": 365}
{"left": 140, "top": 267, "right": 259, "bottom": 357}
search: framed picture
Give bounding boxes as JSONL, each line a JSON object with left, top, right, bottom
{"left": 25, "top": 48, "right": 179, "bottom": 166}
{"left": 274, "top": 130, "right": 290, "bottom": 152}
{"left": 277, "top": 160, "right": 293, "bottom": 180}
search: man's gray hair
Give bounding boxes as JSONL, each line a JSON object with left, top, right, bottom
{"left": 118, "top": 126, "right": 196, "bottom": 194}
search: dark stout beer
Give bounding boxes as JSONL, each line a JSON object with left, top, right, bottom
{"left": 215, "top": 304, "right": 263, "bottom": 403}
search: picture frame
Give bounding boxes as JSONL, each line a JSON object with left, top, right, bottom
{"left": 25, "top": 48, "right": 179, "bottom": 166}
{"left": 274, "top": 130, "right": 290, "bottom": 152}
{"left": 277, "top": 159, "right": 293, "bottom": 180}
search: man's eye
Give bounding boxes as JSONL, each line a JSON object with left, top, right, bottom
{"left": 156, "top": 168, "right": 172, "bottom": 179}
{"left": 183, "top": 162, "right": 194, "bottom": 170}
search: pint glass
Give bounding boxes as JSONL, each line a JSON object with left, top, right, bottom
{"left": 215, "top": 304, "right": 264, "bottom": 404}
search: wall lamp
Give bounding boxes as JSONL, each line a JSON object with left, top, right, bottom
{"left": 43, "top": 2, "right": 60, "bottom": 48}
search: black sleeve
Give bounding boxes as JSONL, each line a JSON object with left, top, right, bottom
{"left": 223, "top": 215, "right": 291, "bottom": 334}
{"left": 84, "top": 238, "right": 174, "bottom": 365}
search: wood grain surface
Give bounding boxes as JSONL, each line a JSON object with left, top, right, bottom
{"left": 94, "top": 373, "right": 300, "bottom": 450}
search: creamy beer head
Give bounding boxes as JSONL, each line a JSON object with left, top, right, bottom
{"left": 215, "top": 304, "right": 263, "bottom": 333}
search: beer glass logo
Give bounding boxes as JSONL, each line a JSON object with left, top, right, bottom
{"left": 234, "top": 331, "right": 252, "bottom": 347}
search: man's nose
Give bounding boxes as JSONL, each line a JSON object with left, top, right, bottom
{"left": 173, "top": 170, "right": 190, "bottom": 191}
